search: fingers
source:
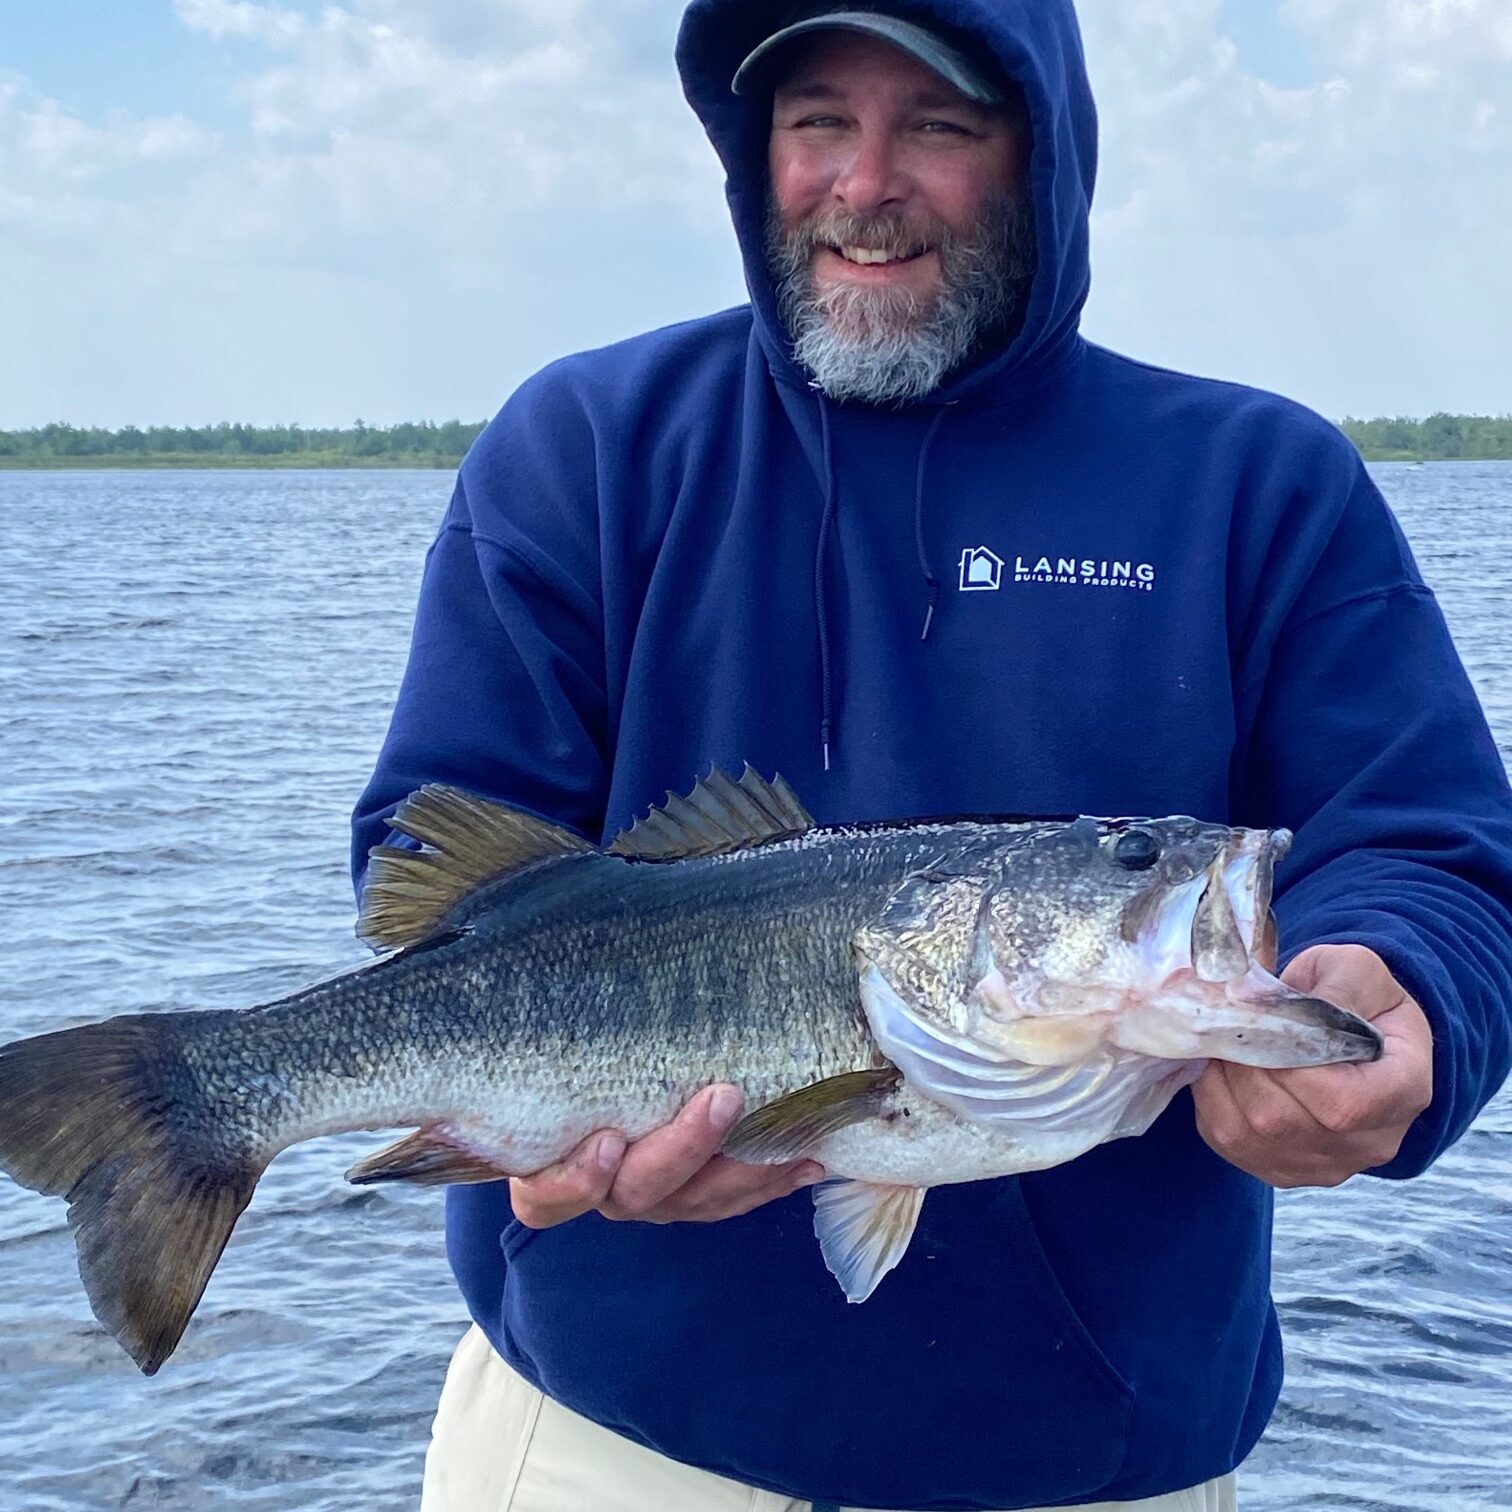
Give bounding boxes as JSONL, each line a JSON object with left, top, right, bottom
{"left": 1267, "top": 950, "right": 1434, "bottom": 1133}
{"left": 1280, "top": 943, "right": 1408, "bottom": 1021}
{"left": 1193, "top": 1043, "right": 1423, "bottom": 1189}
{"left": 511, "top": 1129, "right": 628, "bottom": 1229}
{"left": 510, "top": 1085, "right": 827, "bottom": 1230}
{"left": 1275, "top": 943, "right": 1433, "bottom": 1134}
{"left": 598, "top": 1084, "right": 743, "bottom": 1217}
{"left": 1193, "top": 1060, "right": 1341, "bottom": 1188}
{"left": 622, "top": 1156, "right": 824, "bottom": 1224}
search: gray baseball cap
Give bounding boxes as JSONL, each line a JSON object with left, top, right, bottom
{"left": 732, "top": 7, "right": 1005, "bottom": 105}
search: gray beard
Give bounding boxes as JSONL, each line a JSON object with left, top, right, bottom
{"left": 765, "top": 191, "right": 1037, "bottom": 405}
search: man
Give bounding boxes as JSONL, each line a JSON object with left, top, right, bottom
{"left": 353, "top": 2, "right": 1512, "bottom": 1508}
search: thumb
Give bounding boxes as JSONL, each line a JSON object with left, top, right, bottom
{"left": 1281, "top": 943, "right": 1409, "bottom": 1023}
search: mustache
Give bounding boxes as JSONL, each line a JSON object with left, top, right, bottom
{"left": 780, "top": 210, "right": 949, "bottom": 261}
{"left": 762, "top": 187, "right": 1039, "bottom": 405}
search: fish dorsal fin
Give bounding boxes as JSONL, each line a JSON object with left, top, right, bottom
{"left": 608, "top": 765, "right": 815, "bottom": 861}
{"left": 358, "top": 785, "right": 591, "bottom": 952}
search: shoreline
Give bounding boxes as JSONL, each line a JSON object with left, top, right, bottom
{"left": 0, "top": 455, "right": 460, "bottom": 471}
{"left": 1, "top": 453, "right": 1505, "bottom": 470}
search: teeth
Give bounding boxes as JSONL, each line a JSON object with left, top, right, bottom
{"left": 840, "top": 245, "right": 907, "bottom": 265}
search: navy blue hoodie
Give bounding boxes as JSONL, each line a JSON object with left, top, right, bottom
{"left": 353, "top": 0, "right": 1512, "bottom": 1504}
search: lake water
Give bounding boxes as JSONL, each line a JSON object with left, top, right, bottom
{"left": 1, "top": 464, "right": 1509, "bottom": 1511}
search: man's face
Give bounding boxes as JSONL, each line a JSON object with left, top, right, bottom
{"left": 766, "top": 31, "right": 1034, "bottom": 402}
{"left": 769, "top": 33, "right": 1027, "bottom": 311}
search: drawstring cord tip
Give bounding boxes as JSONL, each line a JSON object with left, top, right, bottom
{"left": 920, "top": 580, "right": 941, "bottom": 643}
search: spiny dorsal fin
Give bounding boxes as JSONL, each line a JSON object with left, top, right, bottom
{"left": 359, "top": 785, "right": 591, "bottom": 953}
{"left": 608, "top": 765, "right": 815, "bottom": 861}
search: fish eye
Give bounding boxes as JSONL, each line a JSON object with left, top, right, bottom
{"left": 1113, "top": 830, "right": 1161, "bottom": 871}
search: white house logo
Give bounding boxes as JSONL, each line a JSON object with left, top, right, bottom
{"left": 959, "top": 546, "right": 1157, "bottom": 594}
{"left": 958, "top": 546, "right": 1004, "bottom": 591}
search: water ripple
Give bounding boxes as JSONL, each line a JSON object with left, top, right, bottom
{"left": 1, "top": 465, "right": 1510, "bottom": 1510}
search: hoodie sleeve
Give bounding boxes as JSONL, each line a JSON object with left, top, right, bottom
{"left": 1234, "top": 453, "right": 1512, "bottom": 1178}
{"left": 351, "top": 369, "right": 610, "bottom": 893}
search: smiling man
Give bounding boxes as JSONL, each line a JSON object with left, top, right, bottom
{"left": 354, "top": 3, "right": 1512, "bottom": 1510}
{"left": 761, "top": 24, "right": 1037, "bottom": 406}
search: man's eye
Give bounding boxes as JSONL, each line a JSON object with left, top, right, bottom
{"left": 919, "top": 120, "right": 971, "bottom": 136}
{"left": 795, "top": 116, "right": 845, "bottom": 129}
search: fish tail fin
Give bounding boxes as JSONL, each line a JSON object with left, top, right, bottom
{"left": 0, "top": 1013, "right": 267, "bottom": 1374}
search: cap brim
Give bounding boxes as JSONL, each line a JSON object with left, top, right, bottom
{"left": 732, "top": 13, "right": 1003, "bottom": 105}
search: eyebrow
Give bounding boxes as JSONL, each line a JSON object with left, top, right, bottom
{"left": 773, "top": 81, "right": 846, "bottom": 104}
{"left": 774, "top": 81, "right": 990, "bottom": 114}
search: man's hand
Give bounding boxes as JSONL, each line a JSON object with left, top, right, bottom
{"left": 510, "top": 1084, "right": 825, "bottom": 1229}
{"left": 1193, "top": 943, "right": 1434, "bottom": 1188}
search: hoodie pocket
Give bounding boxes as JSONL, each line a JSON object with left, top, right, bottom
{"left": 500, "top": 1217, "right": 541, "bottom": 1263}
{"left": 494, "top": 1186, "right": 1136, "bottom": 1509}
{"left": 991, "top": 1175, "right": 1134, "bottom": 1410}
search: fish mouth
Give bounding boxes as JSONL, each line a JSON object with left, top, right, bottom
{"left": 1119, "top": 827, "right": 1383, "bottom": 1068}
{"left": 1190, "top": 828, "right": 1285, "bottom": 981}
{"left": 1130, "top": 827, "right": 1286, "bottom": 984}
{"left": 1219, "top": 827, "right": 1287, "bottom": 961}
{"left": 1226, "top": 964, "right": 1385, "bottom": 1062}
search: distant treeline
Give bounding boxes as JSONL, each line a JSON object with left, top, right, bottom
{"left": 0, "top": 420, "right": 487, "bottom": 469}
{"left": 2, "top": 414, "right": 1511, "bottom": 467}
{"left": 1337, "top": 414, "right": 1512, "bottom": 462}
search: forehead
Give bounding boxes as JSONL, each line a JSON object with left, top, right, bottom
{"left": 771, "top": 29, "right": 981, "bottom": 109}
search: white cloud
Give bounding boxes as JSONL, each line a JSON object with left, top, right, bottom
{"left": 1, "top": 1, "right": 1508, "bottom": 425}
{"left": 2, "top": 79, "right": 212, "bottom": 183}
{"left": 1281, "top": 0, "right": 1512, "bottom": 71}
{"left": 1079, "top": 0, "right": 1512, "bottom": 416}
{"left": 5, "top": 2, "right": 718, "bottom": 260}
{"left": 0, "top": 3, "right": 738, "bottom": 427}
{"left": 172, "top": 0, "right": 308, "bottom": 46}
{"left": 0, "top": 72, "right": 214, "bottom": 245}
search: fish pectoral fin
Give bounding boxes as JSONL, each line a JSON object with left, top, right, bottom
{"left": 359, "top": 786, "right": 593, "bottom": 953}
{"left": 721, "top": 1068, "right": 900, "bottom": 1163}
{"left": 345, "top": 1127, "right": 514, "bottom": 1187}
{"left": 607, "top": 765, "right": 814, "bottom": 860}
{"left": 813, "top": 1179, "right": 926, "bottom": 1304}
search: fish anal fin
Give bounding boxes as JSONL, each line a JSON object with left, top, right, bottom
{"left": 722, "top": 1068, "right": 900, "bottom": 1163}
{"left": 345, "top": 1126, "right": 515, "bottom": 1187}
{"left": 813, "top": 1179, "right": 926, "bottom": 1304}
{"left": 359, "top": 786, "right": 592, "bottom": 953}
{"left": 608, "top": 765, "right": 815, "bottom": 861}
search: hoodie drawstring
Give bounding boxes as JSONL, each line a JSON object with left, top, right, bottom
{"left": 813, "top": 398, "right": 837, "bottom": 772}
{"left": 811, "top": 399, "right": 954, "bottom": 770}
{"left": 914, "top": 405, "right": 951, "bottom": 642}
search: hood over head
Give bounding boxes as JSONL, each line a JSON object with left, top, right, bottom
{"left": 677, "top": 0, "right": 1098, "bottom": 404}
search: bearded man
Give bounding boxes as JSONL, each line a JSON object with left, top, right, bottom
{"left": 353, "top": 3, "right": 1512, "bottom": 1509}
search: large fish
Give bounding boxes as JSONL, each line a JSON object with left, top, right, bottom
{"left": 0, "top": 769, "right": 1380, "bottom": 1375}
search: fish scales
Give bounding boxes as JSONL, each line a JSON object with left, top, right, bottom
{"left": 203, "top": 823, "right": 974, "bottom": 1167}
{"left": 0, "top": 773, "right": 1384, "bottom": 1369}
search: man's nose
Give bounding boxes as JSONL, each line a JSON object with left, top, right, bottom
{"left": 831, "top": 134, "right": 910, "bottom": 213}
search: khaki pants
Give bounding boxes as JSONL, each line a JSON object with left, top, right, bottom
{"left": 422, "top": 1325, "right": 1239, "bottom": 1512}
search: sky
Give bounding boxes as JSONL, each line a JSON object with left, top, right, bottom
{"left": 1, "top": 0, "right": 1509, "bottom": 428}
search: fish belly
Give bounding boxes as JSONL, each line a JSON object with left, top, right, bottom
{"left": 808, "top": 1092, "right": 1104, "bottom": 1187}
